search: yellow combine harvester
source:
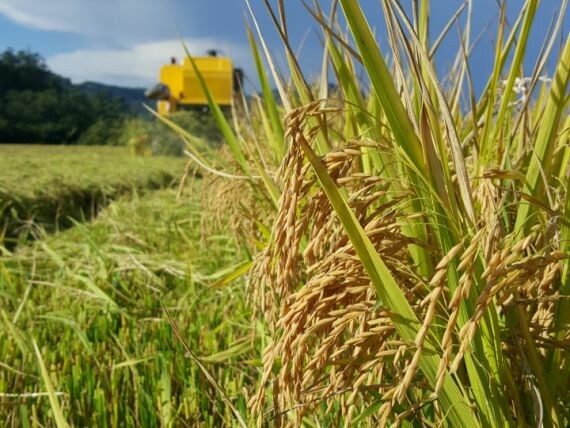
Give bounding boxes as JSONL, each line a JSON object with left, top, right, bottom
{"left": 145, "top": 50, "right": 243, "bottom": 115}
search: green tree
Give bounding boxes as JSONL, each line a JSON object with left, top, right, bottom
{"left": 0, "top": 48, "right": 131, "bottom": 144}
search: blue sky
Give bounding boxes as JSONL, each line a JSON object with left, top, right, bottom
{"left": 0, "top": 1, "right": 567, "bottom": 92}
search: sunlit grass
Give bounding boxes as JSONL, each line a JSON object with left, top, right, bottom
{"left": 0, "top": 187, "right": 256, "bottom": 426}
{"left": 0, "top": 145, "right": 186, "bottom": 247}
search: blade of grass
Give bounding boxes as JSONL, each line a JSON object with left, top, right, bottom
{"left": 487, "top": 0, "right": 539, "bottom": 164}
{"left": 162, "top": 305, "right": 247, "bottom": 428}
{"left": 1, "top": 310, "right": 31, "bottom": 354}
{"left": 199, "top": 339, "right": 251, "bottom": 363}
{"left": 338, "top": 0, "right": 425, "bottom": 172}
{"left": 209, "top": 260, "right": 253, "bottom": 288}
{"left": 387, "top": 0, "right": 477, "bottom": 225}
{"left": 514, "top": 37, "right": 570, "bottom": 237}
{"left": 32, "top": 339, "right": 69, "bottom": 428}
{"left": 159, "top": 359, "right": 173, "bottom": 428}
{"left": 246, "top": 26, "right": 285, "bottom": 159}
{"left": 244, "top": 0, "right": 292, "bottom": 112}
{"left": 179, "top": 39, "right": 250, "bottom": 176}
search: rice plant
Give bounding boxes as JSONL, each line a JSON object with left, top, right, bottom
{"left": 0, "top": 188, "right": 256, "bottom": 426}
{"left": 164, "top": 0, "right": 570, "bottom": 425}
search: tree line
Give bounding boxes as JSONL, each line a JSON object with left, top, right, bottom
{"left": 0, "top": 49, "right": 129, "bottom": 144}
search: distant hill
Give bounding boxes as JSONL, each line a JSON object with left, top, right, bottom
{"left": 75, "top": 81, "right": 149, "bottom": 115}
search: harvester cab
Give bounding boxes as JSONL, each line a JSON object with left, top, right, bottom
{"left": 145, "top": 50, "right": 243, "bottom": 115}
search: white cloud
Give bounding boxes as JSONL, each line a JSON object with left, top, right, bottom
{"left": 0, "top": 0, "right": 105, "bottom": 33}
{"left": 47, "top": 38, "right": 252, "bottom": 88}
{"left": 0, "top": 1, "right": 65, "bottom": 31}
{"left": 0, "top": 0, "right": 266, "bottom": 88}
{"left": 0, "top": 0, "right": 173, "bottom": 39}
{"left": 1, "top": 0, "right": 255, "bottom": 87}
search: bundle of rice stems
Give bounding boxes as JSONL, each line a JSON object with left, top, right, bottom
{"left": 160, "top": 0, "right": 570, "bottom": 425}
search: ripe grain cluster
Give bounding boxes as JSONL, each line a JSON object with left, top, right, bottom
{"left": 164, "top": 0, "right": 570, "bottom": 425}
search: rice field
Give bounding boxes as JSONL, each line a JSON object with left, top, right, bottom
{"left": 1, "top": 0, "right": 570, "bottom": 426}
{"left": 0, "top": 186, "right": 255, "bottom": 426}
{"left": 0, "top": 145, "right": 186, "bottom": 247}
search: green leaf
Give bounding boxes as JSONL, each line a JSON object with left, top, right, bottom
{"left": 515, "top": 37, "right": 570, "bottom": 237}
{"left": 339, "top": 0, "right": 424, "bottom": 173}
{"left": 179, "top": 40, "right": 250, "bottom": 176}
{"left": 209, "top": 260, "right": 253, "bottom": 288}
{"left": 199, "top": 339, "right": 251, "bottom": 362}
{"left": 247, "top": 26, "right": 285, "bottom": 159}
{"left": 33, "top": 339, "right": 69, "bottom": 428}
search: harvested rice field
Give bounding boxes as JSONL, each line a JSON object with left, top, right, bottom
{"left": 0, "top": 145, "right": 186, "bottom": 247}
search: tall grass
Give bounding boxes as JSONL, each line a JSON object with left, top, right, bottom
{"left": 165, "top": 0, "right": 570, "bottom": 425}
{"left": 2, "top": 0, "right": 568, "bottom": 426}
{"left": 0, "top": 188, "right": 256, "bottom": 426}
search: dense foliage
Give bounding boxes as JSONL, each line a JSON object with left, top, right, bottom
{"left": 124, "top": 111, "right": 224, "bottom": 156}
{"left": 0, "top": 49, "right": 128, "bottom": 144}
{"left": 0, "top": 186, "right": 250, "bottom": 427}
